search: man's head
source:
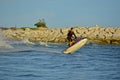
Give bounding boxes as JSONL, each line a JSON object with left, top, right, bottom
{"left": 71, "top": 27, "right": 74, "bottom": 30}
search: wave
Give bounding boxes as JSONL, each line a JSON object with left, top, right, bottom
{"left": 0, "top": 43, "right": 63, "bottom": 54}
{"left": 0, "top": 38, "right": 65, "bottom": 54}
{"left": 0, "top": 47, "right": 62, "bottom": 54}
{"left": 17, "top": 73, "right": 41, "bottom": 77}
{"left": 0, "top": 31, "right": 13, "bottom": 49}
{"left": 0, "top": 48, "right": 34, "bottom": 53}
{"left": 35, "top": 49, "right": 62, "bottom": 54}
{"left": 22, "top": 38, "right": 35, "bottom": 45}
{"left": 39, "top": 41, "right": 49, "bottom": 47}
{"left": 0, "top": 41, "right": 13, "bottom": 49}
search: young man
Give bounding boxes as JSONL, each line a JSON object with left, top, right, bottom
{"left": 67, "top": 27, "right": 77, "bottom": 46}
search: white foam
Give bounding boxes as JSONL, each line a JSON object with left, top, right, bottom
{"left": 0, "top": 30, "right": 13, "bottom": 48}
{"left": 0, "top": 41, "right": 13, "bottom": 48}
{"left": 39, "top": 41, "right": 48, "bottom": 46}
{"left": 22, "top": 38, "right": 35, "bottom": 45}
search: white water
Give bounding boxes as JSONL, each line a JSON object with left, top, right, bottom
{"left": 0, "top": 30, "right": 13, "bottom": 48}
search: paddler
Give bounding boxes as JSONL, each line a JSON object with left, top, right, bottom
{"left": 67, "top": 27, "right": 77, "bottom": 47}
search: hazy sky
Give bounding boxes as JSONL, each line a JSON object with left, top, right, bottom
{"left": 0, "top": 0, "right": 120, "bottom": 28}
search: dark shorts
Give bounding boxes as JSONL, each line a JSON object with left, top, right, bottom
{"left": 67, "top": 37, "right": 72, "bottom": 41}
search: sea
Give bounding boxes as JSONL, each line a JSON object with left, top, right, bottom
{"left": 0, "top": 38, "right": 120, "bottom": 80}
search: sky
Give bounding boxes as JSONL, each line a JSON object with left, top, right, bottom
{"left": 0, "top": 0, "right": 120, "bottom": 28}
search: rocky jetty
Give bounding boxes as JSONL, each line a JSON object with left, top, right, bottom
{"left": 1, "top": 26, "right": 120, "bottom": 45}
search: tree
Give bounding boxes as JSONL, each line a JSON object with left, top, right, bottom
{"left": 34, "top": 19, "right": 48, "bottom": 28}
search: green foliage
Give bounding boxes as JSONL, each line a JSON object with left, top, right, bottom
{"left": 30, "top": 28, "right": 39, "bottom": 30}
{"left": 34, "top": 19, "right": 48, "bottom": 28}
{"left": 20, "top": 27, "right": 39, "bottom": 30}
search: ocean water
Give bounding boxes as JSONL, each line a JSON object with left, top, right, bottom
{"left": 0, "top": 40, "right": 120, "bottom": 80}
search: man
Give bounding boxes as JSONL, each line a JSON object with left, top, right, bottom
{"left": 67, "top": 27, "right": 77, "bottom": 46}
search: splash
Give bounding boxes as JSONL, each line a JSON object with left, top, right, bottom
{"left": 0, "top": 29, "right": 64, "bottom": 53}
{"left": 22, "top": 38, "right": 35, "bottom": 45}
{"left": 0, "top": 41, "right": 13, "bottom": 48}
{"left": 0, "top": 30, "right": 13, "bottom": 49}
{"left": 39, "top": 41, "right": 48, "bottom": 46}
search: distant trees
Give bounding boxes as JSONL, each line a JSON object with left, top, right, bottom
{"left": 34, "top": 19, "right": 48, "bottom": 28}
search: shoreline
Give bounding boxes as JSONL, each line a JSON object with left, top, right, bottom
{"left": 1, "top": 26, "right": 120, "bottom": 45}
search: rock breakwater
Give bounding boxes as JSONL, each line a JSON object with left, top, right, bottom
{"left": 1, "top": 26, "right": 120, "bottom": 45}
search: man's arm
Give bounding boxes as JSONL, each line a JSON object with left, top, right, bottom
{"left": 73, "top": 32, "right": 77, "bottom": 39}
